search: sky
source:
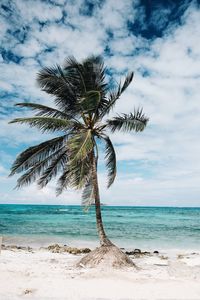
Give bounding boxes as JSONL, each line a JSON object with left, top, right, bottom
{"left": 0, "top": 0, "right": 200, "bottom": 206}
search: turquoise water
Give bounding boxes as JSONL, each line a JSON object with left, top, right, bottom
{"left": 0, "top": 204, "right": 200, "bottom": 250}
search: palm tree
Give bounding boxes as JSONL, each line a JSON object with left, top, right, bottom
{"left": 9, "top": 56, "right": 148, "bottom": 267}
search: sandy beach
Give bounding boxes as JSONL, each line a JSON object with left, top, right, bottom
{"left": 0, "top": 245, "right": 200, "bottom": 300}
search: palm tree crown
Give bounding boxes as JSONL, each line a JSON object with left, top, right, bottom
{"left": 9, "top": 56, "right": 148, "bottom": 208}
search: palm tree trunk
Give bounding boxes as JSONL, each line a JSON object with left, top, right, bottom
{"left": 91, "top": 153, "right": 112, "bottom": 246}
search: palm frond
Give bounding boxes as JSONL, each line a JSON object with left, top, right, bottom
{"left": 56, "top": 167, "right": 70, "bottom": 195}
{"left": 56, "top": 130, "right": 94, "bottom": 194}
{"left": 65, "top": 56, "right": 108, "bottom": 118}
{"left": 15, "top": 163, "right": 43, "bottom": 189}
{"left": 81, "top": 177, "right": 94, "bottom": 209}
{"left": 10, "top": 135, "right": 67, "bottom": 176}
{"left": 69, "top": 156, "right": 92, "bottom": 189}
{"left": 82, "top": 56, "right": 108, "bottom": 118}
{"left": 37, "top": 65, "right": 75, "bottom": 96}
{"left": 56, "top": 156, "right": 91, "bottom": 194}
{"left": 9, "top": 117, "right": 75, "bottom": 133}
{"left": 79, "top": 90, "right": 101, "bottom": 113}
{"left": 100, "top": 72, "right": 134, "bottom": 118}
{"left": 37, "top": 64, "right": 79, "bottom": 115}
{"left": 67, "top": 130, "right": 94, "bottom": 163}
{"left": 15, "top": 146, "right": 66, "bottom": 188}
{"left": 65, "top": 130, "right": 94, "bottom": 189}
{"left": 38, "top": 149, "right": 67, "bottom": 188}
{"left": 64, "top": 56, "right": 86, "bottom": 93}
{"left": 100, "top": 134, "right": 116, "bottom": 188}
{"left": 106, "top": 109, "right": 149, "bottom": 132}
{"left": 82, "top": 56, "right": 107, "bottom": 91}
{"left": 15, "top": 103, "right": 69, "bottom": 119}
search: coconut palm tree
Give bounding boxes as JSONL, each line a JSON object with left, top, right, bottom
{"left": 9, "top": 56, "right": 148, "bottom": 267}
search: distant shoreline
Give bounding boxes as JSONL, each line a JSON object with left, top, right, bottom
{"left": 0, "top": 203, "right": 200, "bottom": 208}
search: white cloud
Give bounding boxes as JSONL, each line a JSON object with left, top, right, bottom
{"left": 0, "top": 164, "right": 81, "bottom": 205}
{"left": 0, "top": 80, "right": 13, "bottom": 91}
{"left": 0, "top": 0, "right": 200, "bottom": 206}
{"left": 15, "top": 0, "right": 63, "bottom": 23}
{"left": 14, "top": 38, "right": 42, "bottom": 58}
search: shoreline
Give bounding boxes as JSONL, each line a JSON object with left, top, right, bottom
{"left": 2, "top": 242, "right": 200, "bottom": 260}
{"left": 1, "top": 203, "right": 200, "bottom": 207}
{"left": 0, "top": 234, "right": 200, "bottom": 252}
{"left": 2, "top": 241, "right": 200, "bottom": 252}
{"left": 2, "top": 235, "right": 200, "bottom": 253}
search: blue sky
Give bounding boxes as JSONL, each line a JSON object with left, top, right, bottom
{"left": 0, "top": 0, "right": 200, "bottom": 206}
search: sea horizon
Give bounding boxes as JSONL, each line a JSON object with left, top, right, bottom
{"left": 0, "top": 203, "right": 200, "bottom": 208}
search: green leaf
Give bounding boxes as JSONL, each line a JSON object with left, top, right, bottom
{"left": 69, "top": 157, "right": 91, "bottom": 189}
{"left": 100, "top": 72, "right": 134, "bottom": 118}
{"left": 64, "top": 56, "right": 108, "bottom": 119}
{"left": 106, "top": 109, "right": 149, "bottom": 132}
{"left": 56, "top": 156, "right": 91, "bottom": 194}
{"left": 56, "top": 167, "right": 70, "bottom": 195}
{"left": 10, "top": 135, "right": 67, "bottom": 176}
{"left": 79, "top": 90, "right": 101, "bottom": 113}
{"left": 37, "top": 64, "right": 80, "bottom": 116}
{"left": 9, "top": 117, "right": 74, "bottom": 133}
{"left": 15, "top": 103, "right": 69, "bottom": 119}
{"left": 101, "top": 135, "right": 116, "bottom": 188}
{"left": 67, "top": 130, "right": 94, "bottom": 163}
{"left": 38, "top": 149, "right": 67, "bottom": 188}
{"left": 55, "top": 130, "right": 94, "bottom": 194}
{"left": 15, "top": 146, "right": 66, "bottom": 188}
{"left": 81, "top": 178, "right": 94, "bottom": 210}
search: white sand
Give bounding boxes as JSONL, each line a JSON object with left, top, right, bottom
{"left": 0, "top": 247, "right": 200, "bottom": 300}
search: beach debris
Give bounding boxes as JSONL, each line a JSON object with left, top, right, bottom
{"left": 125, "top": 248, "right": 141, "bottom": 255}
{"left": 125, "top": 251, "right": 136, "bottom": 255}
{"left": 50, "top": 258, "right": 58, "bottom": 264}
{"left": 0, "top": 238, "right": 22, "bottom": 253}
{"left": 24, "top": 289, "right": 33, "bottom": 295}
{"left": 160, "top": 255, "right": 168, "bottom": 260}
{"left": 47, "top": 244, "right": 91, "bottom": 254}
{"left": 47, "top": 244, "right": 60, "bottom": 252}
{"left": 79, "top": 263, "right": 86, "bottom": 268}
{"left": 1, "top": 244, "right": 33, "bottom": 252}
{"left": 134, "top": 248, "right": 142, "bottom": 254}
{"left": 125, "top": 249, "right": 151, "bottom": 257}
{"left": 0, "top": 236, "right": 2, "bottom": 254}
{"left": 143, "top": 251, "right": 151, "bottom": 254}
{"left": 24, "top": 289, "right": 31, "bottom": 294}
{"left": 154, "top": 263, "right": 168, "bottom": 266}
{"left": 153, "top": 250, "right": 159, "bottom": 254}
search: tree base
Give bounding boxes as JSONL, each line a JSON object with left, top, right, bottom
{"left": 77, "top": 244, "right": 135, "bottom": 269}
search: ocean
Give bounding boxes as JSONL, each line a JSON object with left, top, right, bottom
{"left": 0, "top": 204, "right": 200, "bottom": 250}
